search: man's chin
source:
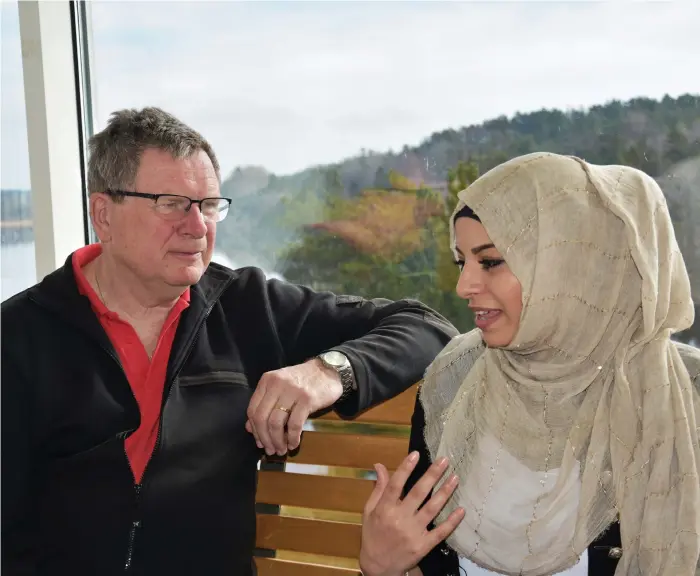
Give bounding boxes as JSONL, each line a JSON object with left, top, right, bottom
{"left": 168, "top": 265, "right": 205, "bottom": 287}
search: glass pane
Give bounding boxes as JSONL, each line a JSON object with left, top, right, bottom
{"left": 89, "top": 2, "right": 698, "bottom": 342}
{"left": 1, "top": 1, "right": 35, "bottom": 302}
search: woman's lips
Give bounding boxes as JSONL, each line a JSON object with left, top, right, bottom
{"left": 474, "top": 309, "right": 502, "bottom": 330}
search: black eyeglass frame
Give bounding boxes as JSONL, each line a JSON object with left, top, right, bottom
{"left": 103, "top": 189, "right": 232, "bottom": 218}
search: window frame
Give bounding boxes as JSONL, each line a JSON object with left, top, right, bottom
{"left": 17, "top": 0, "right": 92, "bottom": 281}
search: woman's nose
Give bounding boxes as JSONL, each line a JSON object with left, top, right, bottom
{"left": 455, "top": 263, "right": 482, "bottom": 300}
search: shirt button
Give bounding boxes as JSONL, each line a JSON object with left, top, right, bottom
{"left": 608, "top": 547, "right": 623, "bottom": 560}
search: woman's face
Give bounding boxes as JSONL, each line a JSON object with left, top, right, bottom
{"left": 453, "top": 217, "right": 523, "bottom": 347}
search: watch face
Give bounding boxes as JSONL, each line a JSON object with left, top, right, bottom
{"left": 322, "top": 351, "right": 346, "bottom": 367}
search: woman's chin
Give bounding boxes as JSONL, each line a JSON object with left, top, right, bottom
{"left": 481, "top": 328, "right": 516, "bottom": 349}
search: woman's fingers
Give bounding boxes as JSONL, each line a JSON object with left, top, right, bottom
{"left": 401, "top": 456, "right": 449, "bottom": 512}
{"left": 364, "top": 463, "right": 390, "bottom": 515}
{"left": 416, "top": 471, "right": 459, "bottom": 524}
{"left": 382, "top": 451, "right": 420, "bottom": 503}
{"left": 426, "top": 506, "right": 465, "bottom": 551}
{"left": 359, "top": 457, "right": 464, "bottom": 576}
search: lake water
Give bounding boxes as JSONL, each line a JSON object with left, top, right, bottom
{"left": 0, "top": 241, "right": 282, "bottom": 302}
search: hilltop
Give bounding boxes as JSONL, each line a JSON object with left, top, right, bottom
{"left": 215, "top": 94, "right": 700, "bottom": 273}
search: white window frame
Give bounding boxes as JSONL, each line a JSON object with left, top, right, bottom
{"left": 18, "top": 0, "right": 90, "bottom": 281}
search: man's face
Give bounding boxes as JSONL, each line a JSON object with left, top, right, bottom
{"left": 99, "top": 148, "right": 220, "bottom": 289}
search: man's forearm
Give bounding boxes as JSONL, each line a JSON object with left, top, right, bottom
{"left": 332, "top": 304, "right": 458, "bottom": 417}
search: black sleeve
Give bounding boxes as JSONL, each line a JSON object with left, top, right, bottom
{"left": 1, "top": 353, "right": 39, "bottom": 575}
{"left": 404, "top": 391, "right": 460, "bottom": 576}
{"left": 265, "top": 279, "right": 459, "bottom": 417}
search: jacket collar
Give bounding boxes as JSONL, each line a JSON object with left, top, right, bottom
{"left": 28, "top": 252, "right": 236, "bottom": 381}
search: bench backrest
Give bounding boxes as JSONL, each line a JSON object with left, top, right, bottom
{"left": 254, "top": 384, "right": 418, "bottom": 575}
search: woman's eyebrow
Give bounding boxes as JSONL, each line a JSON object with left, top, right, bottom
{"left": 471, "top": 243, "right": 496, "bottom": 255}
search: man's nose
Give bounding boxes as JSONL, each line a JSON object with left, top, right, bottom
{"left": 180, "top": 204, "right": 208, "bottom": 236}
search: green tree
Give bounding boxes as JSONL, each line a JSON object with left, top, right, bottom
{"left": 278, "top": 163, "right": 480, "bottom": 333}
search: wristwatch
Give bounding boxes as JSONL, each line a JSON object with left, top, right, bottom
{"left": 316, "top": 350, "right": 356, "bottom": 403}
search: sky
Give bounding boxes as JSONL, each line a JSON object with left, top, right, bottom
{"left": 2, "top": 0, "right": 700, "bottom": 190}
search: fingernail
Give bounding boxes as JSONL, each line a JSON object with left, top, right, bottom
{"left": 408, "top": 451, "right": 419, "bottom": 463}
{"left": 448, "top": 474, "right": 459, "bottom": 486}
{"left": 437, "top": 456, "right": 449, "bottom": 467}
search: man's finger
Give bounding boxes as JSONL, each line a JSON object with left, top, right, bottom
{"left": 250, "top": 385, "right": 282, "bottom": 456}
{"left": 285, "top": 400, "right": 310, "bottom": 451}
{"left": 245, "top": 419, "right": 263, "bottom": 450}
{"left": 268, "top": 401, "right": 293, "bottom": 455}
{"left": 383, "top": 451, "right": 420, "bottom": 502}
{"left": 364, "top": 463, "right": 390, "bottom": 515}
{"left": 247, "top": 377, "right": 269, "bottom": 450}
{"left": 402, "top": 456, "right": 449, "bottom": 513}
{"left": 246, "top": 377, "right": 267, "bottom": 422}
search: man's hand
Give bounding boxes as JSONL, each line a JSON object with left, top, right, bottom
{"left": 359, "top": 452, "right": 464, "bottom": 576}
{"left": 245, "top": 359, "right": 343, "bottom": 456}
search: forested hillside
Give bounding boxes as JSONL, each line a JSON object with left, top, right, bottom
{"left": 215, "top": 94, "right": 700, "bottom": 341}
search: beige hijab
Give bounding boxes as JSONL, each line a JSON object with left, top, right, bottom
{"left": 421, "top": 152, "right": 700, "bottom": 575}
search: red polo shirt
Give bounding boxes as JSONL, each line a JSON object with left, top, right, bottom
{"left": 72, "top": 244, "right": 190, "bottom": 483}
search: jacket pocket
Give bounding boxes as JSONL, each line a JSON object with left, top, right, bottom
{"left": 177, "top": 371, "right": 249, "bottom": 388}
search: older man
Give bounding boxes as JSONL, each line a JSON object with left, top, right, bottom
{"left": 1, "top": 107, "right": 457, "bottom": 576}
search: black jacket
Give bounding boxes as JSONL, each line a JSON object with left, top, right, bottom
{"left": 405, "top": 395, "right": 623, "bottom": 576}
{"left": 1, "top": 256, "right": 458, "bottom": 576}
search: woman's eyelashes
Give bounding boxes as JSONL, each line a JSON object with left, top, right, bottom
{"left": 454, "top": 258, "right": 505, "bottom": 271}
{"left": 481, "top": 258, "right": 505, "bottom": 270}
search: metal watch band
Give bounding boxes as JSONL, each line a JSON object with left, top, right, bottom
{"left": 317, "top": 350, "right": 356, "bottom": 402}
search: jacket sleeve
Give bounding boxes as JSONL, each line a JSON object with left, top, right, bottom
{"left": 1, "top": 353, "right": 39, "bottom": 575}
{"left": 265, "top": 278, "right": 458, "bottom": 417}
{"left": 404, "top": 390, "right": 460, "bottom": 576}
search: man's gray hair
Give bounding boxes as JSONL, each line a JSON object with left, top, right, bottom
{"left": 87, "top": 107, "right": 221, "bottom": 197}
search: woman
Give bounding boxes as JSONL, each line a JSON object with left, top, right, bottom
{"left": 359, "top": 152, "right": 700, "bottom": 576}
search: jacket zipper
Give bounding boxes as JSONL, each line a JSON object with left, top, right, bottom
{"left": 123, "top": 300, "right": 218, "bottom": 571}
{"left": 29, "top": 287, "right": 229, "bottom": 572}
{"left": 78, "top": 343, "right": 144, "bottom": 572}
{"left": 123, "top": 483, "right": 142, "bottom": 570}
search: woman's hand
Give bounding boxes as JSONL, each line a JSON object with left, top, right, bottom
{"left": 359, "top": 451, "right": 465, "bottom": 576}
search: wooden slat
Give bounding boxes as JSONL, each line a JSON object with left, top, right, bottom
{"left": 288, "top": 431, "right": 408, "bottom": 471}
{"left": 256, "top": 514, "right": 361, "bottom": 558}
{"left": 256, "top": 557, "right": 360, "bottom": 576}
{"left": 257, "top": 471, "right": 372, "bottom": 513}
{"left": 317, "top": 384, "right": 418, "bottom": 426}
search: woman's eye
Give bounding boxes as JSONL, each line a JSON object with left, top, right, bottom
{"left": 481, "top": 258, "right": 504, "bottom": 270}
{"left": 454, "top": 260, "right": 465, "bottom": 272}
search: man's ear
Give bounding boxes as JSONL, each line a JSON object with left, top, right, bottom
{"left": 90, "top": 193, "right": 112, "bottom": 242}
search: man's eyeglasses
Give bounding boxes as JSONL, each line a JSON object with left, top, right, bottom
{"left": 104, "top": 190, "right": 232, "bottom": 223}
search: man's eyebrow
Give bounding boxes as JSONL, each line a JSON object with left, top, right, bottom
{"left": 471, "top": 243, "right": 496, "bottom": 255}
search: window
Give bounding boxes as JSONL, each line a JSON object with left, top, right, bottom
{"left": 87, "top": 1, "right": 698, "bottom": 343}
{"left": 1, "top": 0, "right": 35, "bottom": 301}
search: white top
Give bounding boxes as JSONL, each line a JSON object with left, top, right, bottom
{"left": 447, "top": 433, "right": 585, "bottom": 574}
{"left": 458, "top": 549, "right": 588, "bottom": 575}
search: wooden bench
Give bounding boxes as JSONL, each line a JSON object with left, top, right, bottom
{"left": 254, "top": 384, "right": 419, "bottom": 575}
